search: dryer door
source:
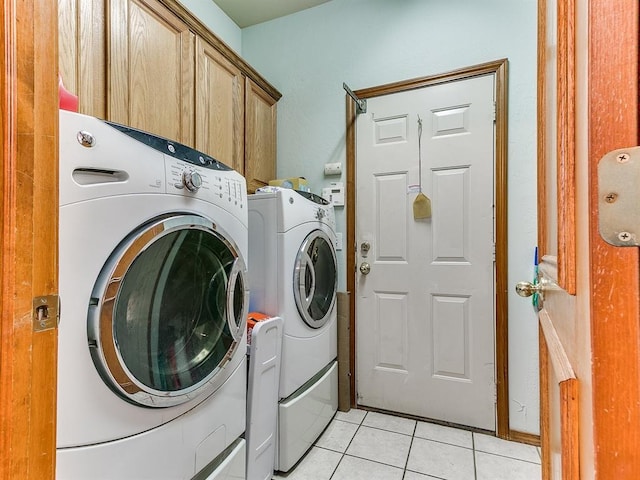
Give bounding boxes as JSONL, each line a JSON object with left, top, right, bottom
{"left": 88, "top": 214, "right": 248, "bottom": 407}
{"left": 293, "top": 229, "right": 337, "bottom": 329}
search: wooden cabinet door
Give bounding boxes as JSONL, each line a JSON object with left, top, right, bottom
{"left": 195, "top": 38, "right": 245, "bottom": 173}
{"left": 58, "top": 0, "right": 106, "bottom": 117}
{"left": 245, "top": 77, "right": 277, "bottom": 193}
{"left": 109, "top": 0, "right": 195, "bottom": 145}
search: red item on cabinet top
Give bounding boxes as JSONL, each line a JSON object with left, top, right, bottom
{"left": 58, "top": 74, "right": 78, "bottom": 112}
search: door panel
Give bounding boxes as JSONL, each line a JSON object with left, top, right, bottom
{"left": 109, "top": 0, "right": 195, "bottom": 145}
{"left": 356, "top": 74, "right": 496, "bottom": 430}
{"left": 196, "top": 38, "right": 245, "bottom": 173}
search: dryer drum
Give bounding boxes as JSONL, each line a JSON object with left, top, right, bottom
{"left": 293, "top": 229, "right": 337, "bottom": 329}
{"left": 87, "top": 214, "right": 248, "bottom": 407}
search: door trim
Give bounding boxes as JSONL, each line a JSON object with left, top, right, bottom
{"left": 346, "top": 59, "right": 511, "bottom": 438}
{"left": 588, "top": 0, "right": 640, "bottom": 476}
{"left": 1, "top": 0, "right": 59, "bottom": 477}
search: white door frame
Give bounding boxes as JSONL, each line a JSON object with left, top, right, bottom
{"left": 345, "top": 59, "right": 515, "bottom": 440}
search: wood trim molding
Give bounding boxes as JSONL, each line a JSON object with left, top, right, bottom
{"left": 539, "top": 310, "right": 580, "bottom": 480}
{"left": 537, "top": 0, "right": 548, "bottom": 256}
{"left": 539, "top": 309, "right": 575, "bottom": 383}
{"left": 539, "top": 323, "right": 551, "bottom": 480}
{"left": 345, "top": 97, "right": 357, "bottom": 406}
{"left": 1, "top": 1, "right": 59, "bottom": 478}
{"left": 559, "top": 378, "right": 580, "bottom": 480}
{"left": 345, "top": 59, "right": 510, "bottom": 437}
{"left": 588, "top": 0, "right": 640, "bottom": 476}
{"left": 556, "top": 0, "right": 577, "bottom": 294}
{"left": 508, "top": 430, "right": 541, "bottom": 447}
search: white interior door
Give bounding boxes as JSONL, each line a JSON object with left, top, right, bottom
{"left": 355, "top": 74, "right": 496, "bottom": 430}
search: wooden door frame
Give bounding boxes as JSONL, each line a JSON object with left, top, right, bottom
{"left": 537, "top": 0, "right": 640, "bottom": 477}
{"left": 345, "top": 59, "right": 516, "bottom": 440}
{"left": 1, "top": 1, "right": 59, "bottom": 478}
{"left": 587, "top": 0, "right": 640, "bottom": 476}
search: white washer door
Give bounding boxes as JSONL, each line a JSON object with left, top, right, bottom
{"left": 293, "top": 229, "right": 337, "bottom": 329}
{"left": 88, "top": 214, "right": 248, "bottom": 407}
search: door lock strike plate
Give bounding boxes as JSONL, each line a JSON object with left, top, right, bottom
{"left": 33, "top": 295, "right": 60, "bottom": 332}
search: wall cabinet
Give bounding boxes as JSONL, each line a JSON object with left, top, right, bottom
{"left": 196, "top": 38, "right": 245, "bottom": 174}
{"left": 245, "top": 78, "right": 277, "bottom": 192}
{"left": 58, "top": 0, "right": 280, "bottom": 191}
{"left": 109, "top": 0, "right": 195, "bottom": 145}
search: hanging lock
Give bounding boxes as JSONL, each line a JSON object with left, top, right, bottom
{"left": 33, "top": 295, "right": 60, "bottom": 332}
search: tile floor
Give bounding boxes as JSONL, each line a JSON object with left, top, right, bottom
{"left": 273, "top": 409, "right": 541, "bottom": 480}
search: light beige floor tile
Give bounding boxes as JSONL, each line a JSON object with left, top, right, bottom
{"left": 272, "top": 447, "right": 342, "bottom": 480}
{"left": 414, "top": 422, "right": 473, "bottom": 449}
{"left": 331, "top": 455, "right": 404, "bottom": 480}
{"left": 407, "top": 437, "right": 475, "bottom": 480}
{"left": 473, "top": 433, "right": 541, "bottom": 463}
{"left": 334, "top": 408, "right": 367, "bottom": 425}
{"left": 475, "top": 451, "right": 542, "bottom": 480}
{"left": 346, "top": 425, "right": 412, "bottom": 468}
{"left": 314, "top": 419, "right": 359, "bottom": 453}
{"left": 362, "top": 411, "right": 416, "bottom": 435}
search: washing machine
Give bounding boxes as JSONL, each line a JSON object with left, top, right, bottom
{"left": 57, "top": 110, "right": 248, "bottom": 480}
{"left": 248, "top": 189, "right": 339, "bottom": 472}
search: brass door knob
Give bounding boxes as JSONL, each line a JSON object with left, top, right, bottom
{"left": 359, "top": 262, "right": 371, "bottom": 275}
{"left": 515, "top": 281, "right": 542, "bottom": 297}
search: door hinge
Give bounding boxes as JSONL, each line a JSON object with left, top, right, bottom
{"left": 598, "top": 146, "right": 640, "bottom": 246}
{"left": 493, "top": 102, "right": 497, "bottom": 122}
{"left": 33, "top": 294, "right": 60, "bottom": 332}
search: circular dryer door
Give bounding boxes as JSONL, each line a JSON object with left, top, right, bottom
{"left": 88, "top": 214, "right": 248, "bottom": 407}
{"left": 293, "top": 230, "right": 337, "bottom": 328}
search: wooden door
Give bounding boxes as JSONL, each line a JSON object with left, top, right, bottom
{"left": 245, "top": 77, "right": 277, "bottom": 193}
{"left": 537, "top": 0, "right": 640, "bottom": 478}
{"left": 346, "top": 59, "right": 511, "bottom": 438}
{"left": 355, "top": 75, "right": 497, "bottom": 430}
{"left": 0, "top": 1, "right": 59, "bottom": 478}
{"left": 109, "top": 0, "right": 195, "bottom": 145}
{"left": 195, "top": 37, "right": 245, "bottom": 173}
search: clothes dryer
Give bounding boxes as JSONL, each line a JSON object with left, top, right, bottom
{"left": 57, "top": 110, "right": 248, "bottom": 480}
{"left": 248, "top": 189, "right": 339, "bottom": 472}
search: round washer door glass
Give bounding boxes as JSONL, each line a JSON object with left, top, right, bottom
{"left": 294, "top": 230, "right": 337, "bottom": 328}
{"left": 89, "top": 215, "right": 247, "bottom": 407}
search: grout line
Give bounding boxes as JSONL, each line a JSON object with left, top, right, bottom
{"left": 474, "top": 450, "right": 542, "bottom": 466}
{"left": 341, "top": 453, "right": 406, "bottom": 473}
{"left": 472, "top": 432, "right": 478, "bottom": 480}
{"left": 327, "top": 450, "right": 344, "bottom": 480}
{"left": 403, "top": 431, "right": 415, "bottom": 475}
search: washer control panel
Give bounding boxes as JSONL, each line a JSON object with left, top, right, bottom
{"left": 166, "top": 158, "right": 246, "bottom": 214}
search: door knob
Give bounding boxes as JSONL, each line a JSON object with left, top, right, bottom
{"left": 515, "top": 278, "right": 559, "bottom": 297}
{"left": 515, "top": 277, "right": 559, "bottom": 311}
{"left": 515, "top": 281, "right": 542, "bottom": 298}
{"left": 359, "top": 262, "right": 371, "bottom": 275}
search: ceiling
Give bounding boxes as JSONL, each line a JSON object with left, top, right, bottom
{"left": 212, "top": 0, "right": 331, "bottom": 28}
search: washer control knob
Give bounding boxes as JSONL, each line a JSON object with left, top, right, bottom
{"left": 182, "top": 170, "right": 202, "bottom": 192}
{"left": 316, "top": 208, "right": 325, "bottom": 220}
